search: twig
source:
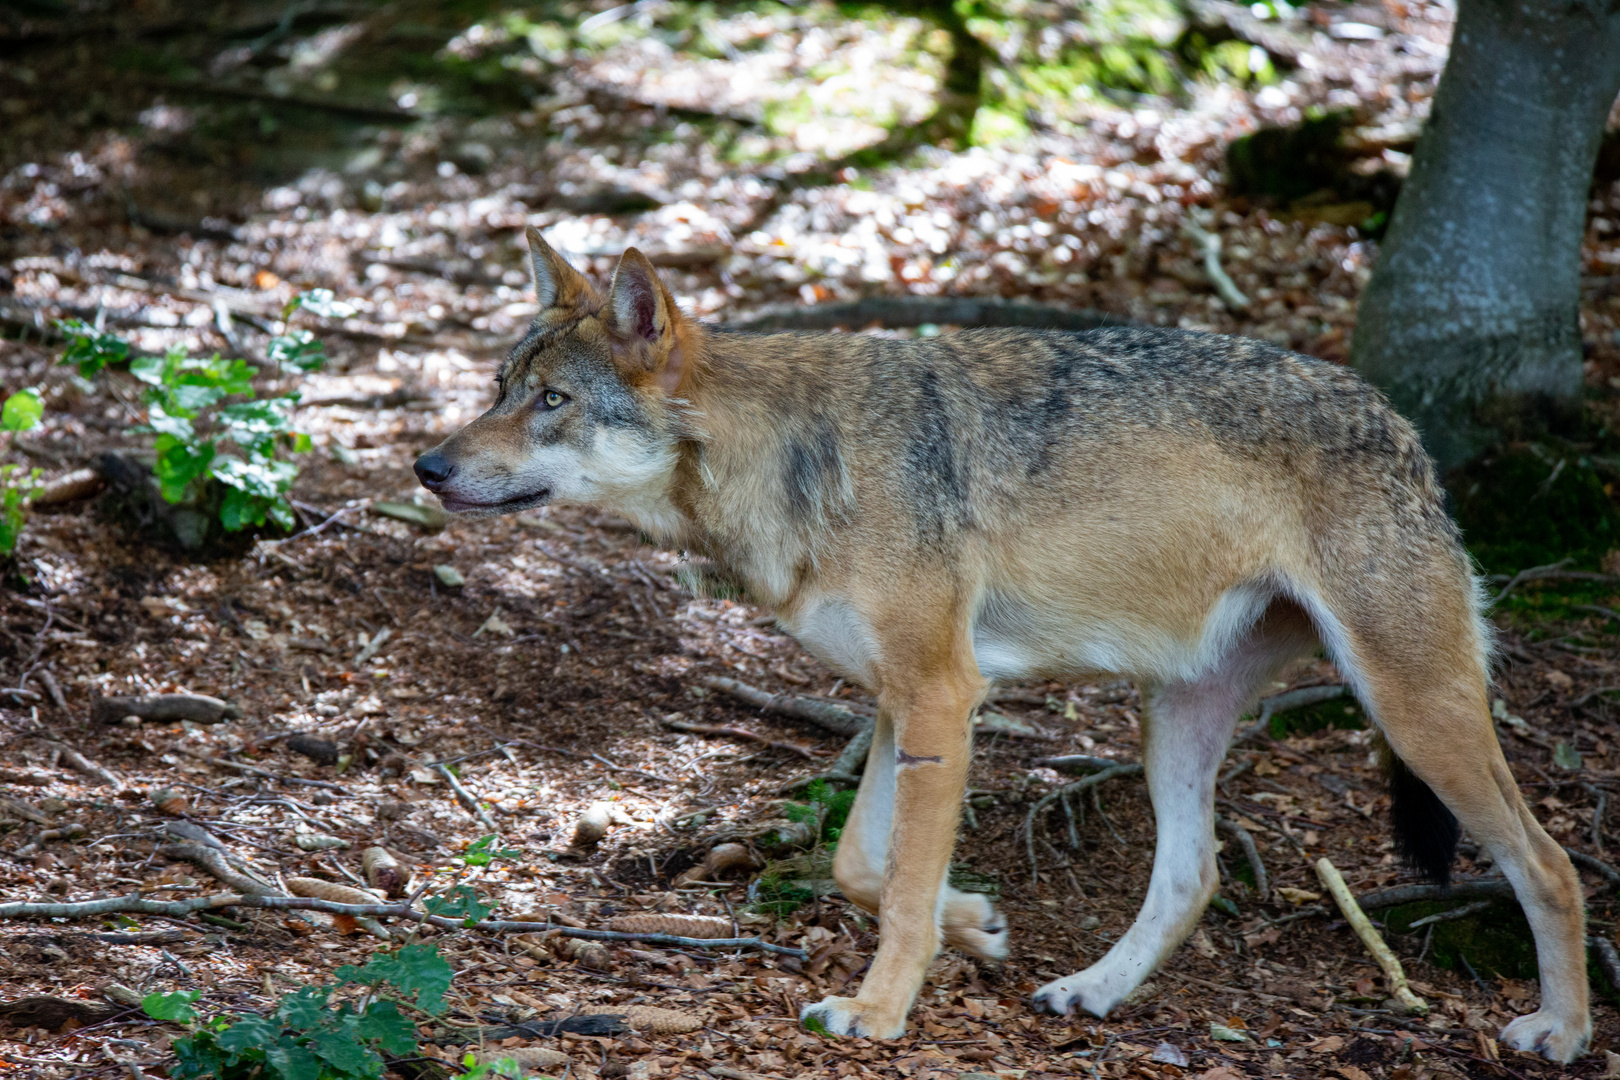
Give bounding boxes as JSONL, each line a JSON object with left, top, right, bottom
{"left": 1181, "top": 213, "right": 1249, "bottom": 311}
{"left": 36, "top": 669, "right": 67, "bottom": 711}
{"left": 1487, "top": 559, "right": 1620, "bottom": 606}
{"left": 1315, "top": 857, "right": 1427, "bottom": 1014}
{"left": 1574, "top": 603, "right": 1620, "bottom": 626}
{"left": 1355, "top": 878, "right": 1515, "bottom": 908}
{"left": 157, "top": 842, "right": 282, "bottom": 896}
{"left": 36, "top": 739, "right": 122, "bottom": 789}
{"left": 174, "top": 747, "right": 351, "bottom": 792}
{"left": 1037, "top": 754, "right": 1130, "bottom": 774}
{"left": 436, "top": 764, "right": 498, "bottom": 832}
{"left": 1215, "top": 816, "right": 1269, "bottom": 900}
{"left": 1234, "top": 684, "right": 1346, "bottom": 745}
{"left": 1590, "top": 784, "right": 1608, "bottom": 855}
{"left": 781, "top": 725, "right": 874, "bottom": 792}
{"left": 1404, "top": 900, "right": 1493, "bottom": 930}
{"left": 0, "top": 892, "right": 806, "bottom": 957}
{"left": 660, "top": 716, "right": 827, "bottom": 759}
{"left": 1024, "top": 763, "right": 1144, "bottom": 885}
{"left": 1565, "top": 847, "right": 1620, "bottom": 890}
{"left": 1590, "top": 935, "right": 1620, "bottom": 991}
{"left": 698, "top": 675, "right": 872, "bottom": 737}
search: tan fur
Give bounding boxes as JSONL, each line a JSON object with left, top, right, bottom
{"left": 413, "top": 232, "right": 1590, "bottom": 1061}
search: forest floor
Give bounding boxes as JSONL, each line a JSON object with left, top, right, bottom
{"left": 4, "top": 1, "right": 1620, "bottom": 1079}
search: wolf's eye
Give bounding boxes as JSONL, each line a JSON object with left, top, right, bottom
{"left": 541, "top": 390, "right": 567, "bottom": 409}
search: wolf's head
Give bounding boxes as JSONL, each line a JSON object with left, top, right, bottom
{"left": 414, "top": 228, "right": 697, "bottom": 536}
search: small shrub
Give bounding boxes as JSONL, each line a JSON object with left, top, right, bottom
{"left": 152, "top": 943, "right": 458, "bottom": 1080}
{"left": 57, "top": 292, "right": 336, "bottom": 539}
{"left": 0, "top": 387, "right": 44, "bottom": 557}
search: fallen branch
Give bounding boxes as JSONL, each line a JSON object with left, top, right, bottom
{"left": 1037, "top": 754, "right": 1131, "bottom": 774}
{"left": 698, "top": 675, "right": 872, "bottom": 737}
{"left": 780, "top": 725, "right": 873, "bottom": 792}
{"left": 1591, "top": 936, "right": 1620, "bottom": 992}
{"left": 175, "top": 747, "right": 351, "bottom": 792}
{"left": 1216, "top": 816, "right": 1269, "bottom": 901}
{"left": 92, "top": 692, "right": 240, "bottom": 726}
{"left": 1235, "top": 684, "right": 1346, "bottom": 744}
{"left": 1181, "top": 214, "right": 1250, "bottom": 311}
{"left": 1488, "top": 558, "right": 1620, "bottom": 606}
{"left": 661, "top": 715, "right": 828, "bottom": 759}
{"left": 157, "top": 842, "right": 281, "bottom": 896}
{"left": 726, "top": 295, "right": 1122, "bottom": 334}
{"left": 1314, "top": 857, "right": 1427, "bottom": 1014}
{"left": 1404, "top": 899, "right": 1493, "bottom": 930}
{"left": 1565, "top": 847, "right": 1620, "bottom": 890}
{"left": 37, "top": 739, "right": 123, "bottom": 789}
{"left": 1025, "top": 763, "right": 1144, "bottom": 885}
{"left": 0, "top": 892, "right": 806, "bottom": 958}
{"left": 436, "top": 764, "right": 497, "bottom": 832}
{"left": 1355, "top": 878, "right": 1515, "bottom": 908}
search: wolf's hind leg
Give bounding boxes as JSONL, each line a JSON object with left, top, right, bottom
{"left": 1355, "top": 643, "right": 1590, "bottom": 1062}
{"left": 833, "top": 709, "right": 1008, "bottom": 962}
{"left": 1032, "top": 603, "right": 1313, "bottom": 1018}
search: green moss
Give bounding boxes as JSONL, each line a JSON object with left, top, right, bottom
{"left": 1269, "top": 697, "right": 1366, "bottom": 739}
{"left": 1450, "top": 445, "right": 1620, "bottom": 576}
{"left": 1383, "top": 900, "right": 1537, "bottom": 980}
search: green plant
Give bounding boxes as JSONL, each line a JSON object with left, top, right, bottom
{"left": 57, "top": 293, "right": 333, "bottom": 536}
{"left": 783, "top": 779, "right": 857, "bottom": 845}
{"left": 461, "top": 833, "right": 519, "bottom": 868}
{"left": 0, "top": 387, "right": 44, "bottom": 556}
{"left": 155, "top": 943, "right": 455, "bottom": 1080}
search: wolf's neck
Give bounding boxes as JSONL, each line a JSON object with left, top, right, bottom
{"left": 670, "top": 333, "right": 852, "bottom": 608}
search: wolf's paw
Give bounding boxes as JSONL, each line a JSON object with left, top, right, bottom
{"left": 1500, "top": 1010, "right": 1590, "bottom": 1063}
{"left": 800, "top": 996, "right": 907, "bottom": 1040}
{"left": 943, "top": 892, "right": 1009, "bottom": 962}
{"left": 1030, "top": 972, "right": 1119, "bottom": 1019}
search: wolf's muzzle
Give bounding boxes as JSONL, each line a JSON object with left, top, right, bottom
{"left": 414, "top": 451, "right": 454, "bottom": 490}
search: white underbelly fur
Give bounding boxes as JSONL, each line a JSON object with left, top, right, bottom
{"left": 782, "top": 581, "right": 1275, "bottom": 688}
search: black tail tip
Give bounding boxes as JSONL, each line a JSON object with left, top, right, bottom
{"left": 1388, "top": 755, "right": 1459, "bottom": 885}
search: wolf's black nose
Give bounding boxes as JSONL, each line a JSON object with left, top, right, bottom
{"left": 414, "top": 451, "right": 454, "bottom": 489}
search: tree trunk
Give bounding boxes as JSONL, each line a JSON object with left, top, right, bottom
{"left": 1350, "top": 0, "right": 1620, "bottom": 472}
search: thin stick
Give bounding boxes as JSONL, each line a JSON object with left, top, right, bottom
{"left": 1025, "top": 763, "right": 1143, "bottom": 884}
{"left": 1181, "top": 214, "right": 1249, "bottom": 311}
{"left": 1404, "top": 900, "right": 1493, "bottom": 930}
{"left": 436, "top": 764, "right": 498, "bottom": 832}
{"left": 1314, "top": 857, "right": 1427, "bottom": 1014}
{"left": 175, "top": 747, "right": 351, "bottom": 792}
{"left": 698, "top": 675, "right": 872, "bottom": 736}
{"left": 1216, "top": 816, "right": 1269, "bottom": 900}
{"left": 779, "top": 723, "right": 872, "bottom": 792}
{"left": 0, "top": 892, "right": 806, "bottom": 957}
{"left": 660, "top": 716, "right": 827, "bottom": 759}
{"left": 1356, "top": 878, "right": 1515, "bottom": 908}
{"left": 1591, "top": 935, "right": 1620, "bottom": 991}
{"left": 1565, "top": 847, "right": 1620, "bottom": 890}
{"left": 37, "top": 739, "right": 122, "bottom": 789}
{"left": 1234, "top": 684, "right": 1346, "bottom": 745}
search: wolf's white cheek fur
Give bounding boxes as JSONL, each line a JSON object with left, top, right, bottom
{"left": 569, "top": 429, "right": 685, "bottom": 539}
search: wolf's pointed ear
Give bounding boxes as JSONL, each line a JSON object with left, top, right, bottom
{"left": 605, "top": 247, "right": 689, "bottom": 394}
{"left": 526, "top": 225, "right": 592, "bottom": 311}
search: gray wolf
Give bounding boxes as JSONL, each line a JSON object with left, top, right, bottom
{"left": 413, "top": 228, "right": 1590, "bottom": 1062}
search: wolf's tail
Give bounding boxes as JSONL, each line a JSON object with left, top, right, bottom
{"left": 1379, "top": 735, "right": 1460, "bottom": 884}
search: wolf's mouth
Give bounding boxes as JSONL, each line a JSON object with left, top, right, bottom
{"left": 436, "top": 489, "right": 552, "bottom": 516}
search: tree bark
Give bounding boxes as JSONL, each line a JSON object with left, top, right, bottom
{"left": 1350, "top": 0, "right": 1620, "bottom": 471}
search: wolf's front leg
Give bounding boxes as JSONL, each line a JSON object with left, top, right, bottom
{"left": 801, "top": 676, "right": 978, "bottom": 1039}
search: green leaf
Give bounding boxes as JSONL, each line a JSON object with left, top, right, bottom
{"left": 264, "top": 1036, "right": 324, "bottom": 1080}
{"left": 422, "top": 884, "right": 494, "bottom": 927}
{"left": 336, "top": 943, "right": 453, "bottom": 1016}
{"left": 142, "top": 989, "right": 202, "bottom": 1023}
{"left": 129, "top": 352, "right": 171, "bottom": 387}
{"left": 463, "top": 834, "right": 519, "bottom": 867}
{"left": 291, "top": 289, "right": 356, "bottom": 320}
{"left": 267, "top": 329, "right": 328, "bottom": 372}
{"left": 56, "top": 319, "right": 131, "bottom": 378}
{"left": 1209, "top": 1021, "right": 1249, "bottom": 1042}
{"left": 308, "top": 1022, "right": 383, "bottom": 1080}
{"left": 216, "top": 1013, "right": 280, "bottom": 1055}
{"left": 2, "top": 388, "right": 43, "bottom": 432}
{"left": 1554, "top": 741, "right": 1583, "bottom": 770}
{"left": 354, "top": 1000, "right": 419, "bottom": 1056}
{"left": 273, "top": 985, "right": 333, "bottom": 1030}
{"left": 154, "top": 436, "right": 215, "bottom": 503}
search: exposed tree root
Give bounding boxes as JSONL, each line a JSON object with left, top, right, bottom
{"left": 1216, "top": 815, "right": 1269, "bottom": 900}
{"left": 0, "top": 893, "right": 806, "bottom": 958}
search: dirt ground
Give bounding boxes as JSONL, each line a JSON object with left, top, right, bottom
{"left": 5, "top": 2, "right": 1620, "bottom": 1078}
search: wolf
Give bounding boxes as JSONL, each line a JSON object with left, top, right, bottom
{"left": 414, "top": 228, "right": 1590, "bottom": 1063}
